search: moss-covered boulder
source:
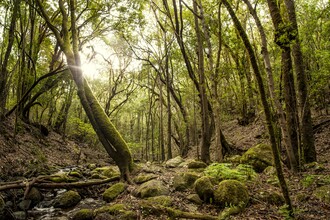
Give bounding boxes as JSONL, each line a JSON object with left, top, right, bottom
{"left": 94, "top": 203, "right": 136, "bottom": 220}
{"left": 69, "top": 171, "right": 83, "bottom": 178}
{"left": 224, "top": 155, "right": 242, "bottom": 164}
{"left": 48, "top": 171, "right": 79, "bottom": 183}
{"left": 240, "top": 143, "right": 273, "bottom": 172}
{"left": 187, "top": 194, "right": 203, "bottom": 205}
{"left": 204, "top": 163, "right": 257, "bottom": 182}
{"left": 187, "top": 160, "right": 207, "bottom": 169}
{"left": 165, "top": 156, "right": 184, "bottom": 168}
{"left": 214, "top": 179, "right": 249, "bottom": 208}
{"left": 72, "top": 209, "right": 94, "bottom": 220}
{"left": 173, "top": 172, "right": 200, "bottom": 191}
{"left": 257, "top": 190, "right": 284, "bottom": 205}
{"left": 133, "top": 174, "right": 158, "bottom": 184}
{"left": 53, "top": 190, "right": 81, "bottom": 208}
{"left": 134, "top": 180, "right": 169, "bottom": 198}
{"left": 313, "top": 185, "right": 330, "bottom": 204}
{"left": 92, "top": 166, "right": 120, "bottom": 179}
{"left": 263, "top": 166, "right": 279, "bottom": 186}
{"left": 146, "top": 195, "right": 173, "bottom": 206}
{"left": 194, "top": 176, "right": 214, "bottom": 203}
{"left": 103, "top": 182, "right": 126, "bottom": 202}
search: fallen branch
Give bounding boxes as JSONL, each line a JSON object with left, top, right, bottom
{"left": 0, "top": 176, "right": 120, "bottom": 191}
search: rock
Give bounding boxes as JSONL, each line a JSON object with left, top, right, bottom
{"left": 313, "top": 185, "right": 330, "bottom": 204}
{"left": 133, "top": 174, "right": 158, "bottom": 184}
{"left": 240, "top": 143, "right": 273, "bottom": 172}
{"left": 87, "top": 164, "right": 97, "bottom": 170}
{"left": 187, "top": 160, "right": 207, "bottom": 169}
{"left": 69, "top": 171, "right": 83, "bottom": 178}
{"left": 13, "top": 211, "right": 26, "bottom": 220}
{"left": 194, "top": 176, "right": 214, "bottom": 203}
{"left": 173, "top": 172, "right": 200, "bottom": 191}
{"left": 165, "top": 156, "right": 184, "bottom": 168}
{"left": 53, "top": 190, "right": 81, "bottom": 208}
{"left": 146, "top": 195, "right": 173, "bottom": 206}
{"left": 214, "top": 179, "right": 249, "bottom": 208}
{"left": 25, "top": 187, "right": 43, "bottom": 208}
{"left": 134, "top": 180, "right": 169, "bottom": 198}
{"left": 257, "top": 190, "right": 284, "bottom": 205}
{"left": 94, "top": 204, "right": 136, "bottom": 220}
{"left": 224, "top": 155, "right": 242, "bottom": 164}
{"left": 187, "top": 194, "right": 203, "bottom": 205}
{"left": 204, "top": 163, "right": 257, "bottom": 182}
{"left": 263, "top": 166, "right": 279, "bottom": 186}
{"left": 103, "top": 182, "right": 126, "bottom": 202}
{"left": 92, "top": 166, "right": 120, "bottom": 178}
{"left": 72, "top": 209, "right": 94, "bottom": 220}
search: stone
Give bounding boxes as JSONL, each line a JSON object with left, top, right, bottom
{"left": 25, "top": 187, "right": 43, "bottom": 208}
{"left": 103, "top": 182, "right": 126, "bottom": 202}
{"left": 53, "top": 190, "right": 81, "bottom": 208}
{"left": 146, "top": 195, "right": 173, "bottom": 206}
{"left": 133, "top": 174, "right": 158, "bottom": 184}
{"left": 134, "top": 180, "right": 169, "bottom": 198}
{"left": 165, "top": 156, "right": 184, "bottom": 168}
{"left": 187, "top": 160, "right": 207, "bottom": 169}
{"left": 173, "top": 172, "right": 200, "bottom": 191}
{"left": 72, "top": 209, "right": 94, "bottom": 220}
{"left": 194, "top": 176, "right": 214, "bottom": 203}
{"left": 240, "top": 143, "right": 273, "bottom": 172}
{"left": 94, "top": 204, "right": 136, "bottom": 220}
{"left": 257, "top": 190, "right": 284, "bottom": 205}
{"left": 187, "top": 194, "right": 203, "bottom": 205}
{"left": 214, "top": 179, "right": 249, "bottom": 208}
{"left": 13, "top": 211, "right": 26, "bottom": 220}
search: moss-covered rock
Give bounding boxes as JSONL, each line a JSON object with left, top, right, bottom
{"left": 103, "top": 182, "right": 126, "bottom": 202}
{"left": 187, "top": 160, "right": 207, "bottom": 169}
{"left": 134, "top": 180, "right": 169, "bottom": 198}
{"left": 204, "top": 163, "right": 257, "bottom": 182}
{"left": 173, "top": 172, "right": 200, "bottom": 191}
{"left": 263, "top": 166, "right": 279, "bottom": 186}
{"left": 146, "top": 195, "right": 173, "bottom": 206}
{"left": 72, "top": 209, "right": 94, "bottom": 220}
{"left": 53, "top": 190, "right": 81, "bottom": 208}
{"left": 194, "top": 176, "right": 214, "bottom": 203}
{"left": 313, "top": 185, "right": 330, "bottom": 204}
{"left": 48, "top": 171, "right": 79, "bottom": 183}
{"left": 187, "top": 194, "right": 203, "bottom": 205}
{"left": 257, "top": 190, "right": 284, "bottom": 205}
{"left": 165, "top": 156, "right": 184, "bottom": 168}
{"left": 94, "top": 203, "right": 136, "bottom": 220}
{"left": 69, "top": 171, "right": 83, "bottom": 178}
{"left": 92, "top": 166, "right": 120, "bottom": 178}
{"left": 133, "top": 174, "right": 158, "bottom": 184}
{"left": 240, "top": 143, "right": 273, "bottom": 172}
{"left": 224, "top": 155, "right": 242, "bottom": 164}
{"left": 300, "top": 174, "right": 330, "bottom": 188}
{"left": 214, "top": 179, "right": 249, "bottom": 208}
{"left": 23, "top": 187, "right": 43, "bottom": 208}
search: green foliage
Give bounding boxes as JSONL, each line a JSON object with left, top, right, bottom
{"left": 67, "top": 117, "right": 97, "bottom": 144}
{"left": 204, "top": 163, "right": 257, "bottom": 182}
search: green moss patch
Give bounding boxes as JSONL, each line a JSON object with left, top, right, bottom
{"left": 103, "top": 182, "right": 126, "bottom": 202}
{"left": 72, "top": 209, "right": 94, "bottom": 220}
{"left": 53, "top": 190, "right": 81, "bottom": 208}
{"left": 194, "top": 176, "right": 214, "bottom": 203}
{"left": 204, "top": 163, "right": 257, "bottom": 182}
{"left": 146, "top": 195, "right": 173, "bottom": 206}
{"left": 240, "top": 143, "right": 273, "bottom": 172}
{"left": 133, "top": 173, "right": 158, "bottom": 184}
{"left": 94, "top": 204, "right": 136, "bottom": 220}
{"left": 313, "top": 185, "right": 330, "bottom": 204}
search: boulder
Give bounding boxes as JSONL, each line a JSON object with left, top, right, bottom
{"left": 173, "top": 172, "right": 200, "bottom": 191}
{"left": 165, "top": 156, "right": 184, "bottom": 168}
{"left": 146, "top": 195, "right": 173, "bottom": 206}
{"left": 94, "top": 203, "right": 136, "bottom": 220}
{"left": 53, "top": 190, "right": 81, "bottom": 208}
{"left": 214, "top": 179, "right": 249, "bottom": 208}
{"left": 187, "top": 160, "right": 207, "bottom": 169}
{"left": 72, "top": 209, "right": 94, "bottom": 220}
{"left": 134, "top": 180, "right": 169, "bottom": 198}
{"left": 133, "top": 174, "right": 158, "bottom": 184}
{"left": 240, "top": 143, "right": 273, "bottom": 172}
{"left": 92, "top": 166, "right": 120, "bottom": 179}
{"left": 25, "top": 187, "right": 43, "bottom": 208}
{"left": 103, "top": 182, "right": 126, "bottom": 202}
{"left": 187, "top": 194, "right": 203, "bottom": 205}
{"left": 194, "top": 176, "right": 214, "bottom": 203}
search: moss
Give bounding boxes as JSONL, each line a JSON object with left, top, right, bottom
{"left": 313, "top": 185, "right": 330, "bottom": 204}
{"left": 92, "top": 166, "right": 119, "bottom": 178}
{"left": 69, "top": 171, "right": 83, "bottom": 178}
{"left": 194, "top": 176, "right": 214, "bottom": 203}
{"left": 103, "top": 182, "right": 126, "bottom": 202}
{"left": 133, "top": 174, "right": 157, "bottom": 184}
{"left": 204, "top": 163, "right": 257, "bottom": 182}
{"left": 187, "top": 160, "right": 207, "bottom": 169}
{"left": 258, "top": 190, "right": 284, "bottom": 205}
{"left": 301, "top": 174, "right": 330, "bottom": 188}
{"left": 224, "top": 155, "right": 242, "bottom": 164}
{"left": 146, "top": 195, "right": 173, "bottom": 207}
{"left": 165, "top": 156, "right": 184, "bottom": 168}
{"left": 173, "top": 172, "right": 200, "bottom": 191}
{"left": 72, "top": 209, "right": 94, "bottom": 220}
{"left": 214, "top": 179, "right": 249, "bottom": 208}
{"left": 135, "top": 180, "right": 169, "bottom": 198}
{"left": 54, "top": 190, "right": 81, "bottom": 208}
{"left": 240, "top": 143, "right": 273, "bottom": 172}
{"left": 187, "top": 194, "right": 203, "bottom": 205}
{"left": 94, "top": 204, "right": 136, "bottom": 220}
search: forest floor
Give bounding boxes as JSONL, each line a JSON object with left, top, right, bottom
{"left": 0, "top": 114, "right": 329, "bottom": 219}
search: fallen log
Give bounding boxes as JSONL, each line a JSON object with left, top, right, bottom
{"left": 0, "top": 176, "right": 120, "bottom": 191}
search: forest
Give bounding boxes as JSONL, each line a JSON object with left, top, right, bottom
{"left": 0, "top": 0, "right": 329, "bottom": 219}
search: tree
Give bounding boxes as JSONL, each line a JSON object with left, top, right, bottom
{"left": 35, "top": 0, "right": 134, "bottom": 181}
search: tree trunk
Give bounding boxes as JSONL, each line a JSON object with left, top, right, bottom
{"left": 222, "top": 0, "right": 293, "bottom": 216}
